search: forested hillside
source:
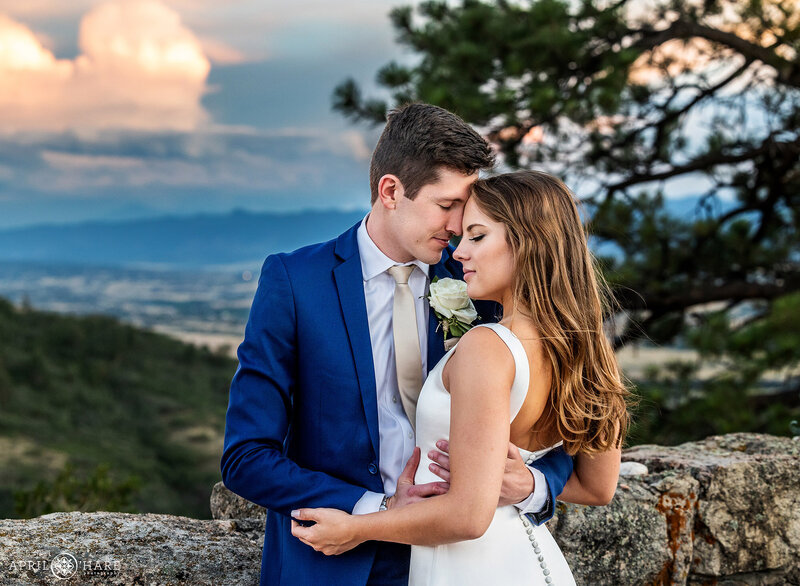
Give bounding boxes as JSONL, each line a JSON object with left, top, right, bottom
{"left": 1, "top": 291, "right": 796, "bottom": 521}
{"left": 0, "top": 298, "right": 236, "bottom": 519}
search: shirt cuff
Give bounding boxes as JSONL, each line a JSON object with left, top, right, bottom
{"left": 352, "top": 491, "right": 385, "bottom": 515}
{"left": 513, "top": 467, "right": 548, "bottom": 514}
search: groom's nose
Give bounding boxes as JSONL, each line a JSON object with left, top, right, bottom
{"left": 445, "top": 208, "right": 464, "bottom": 237}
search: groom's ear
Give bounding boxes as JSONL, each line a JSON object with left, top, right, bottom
{"left": 377, "top": 174, "right": 405, "bottom": 210}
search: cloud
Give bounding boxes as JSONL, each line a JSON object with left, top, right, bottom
{"left": 307, "top": 129, "right": 372, "bottom": 161}
{"left": 1, "top": 0, "right": 403, "bottom": 69}
{"left": 0, "top": 0, "right": 98, "bottom": 20}
{"left": 0, "top": 0, "right": 399, "bottom": 28}
{"left": 0, "top": 0, "right": 393, "bottom": 227}
{"left": 0, "top": 0, "right": 211, "bottom": 133}
{"left": 4, "top": 127, "right": 370, "bottom": 200}
{"left": 198, "top": 37, "right": 249, "bottom": 65}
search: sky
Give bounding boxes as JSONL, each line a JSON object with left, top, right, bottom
{"left": 0, "top": 0, "right": 408, "bottom": 228}
{"left": 0, "top": 0, "right": 778, "bottom": 230}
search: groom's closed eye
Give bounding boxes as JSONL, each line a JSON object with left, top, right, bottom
{"left": 437, "top": 198, "right": 464, "bottom": 209}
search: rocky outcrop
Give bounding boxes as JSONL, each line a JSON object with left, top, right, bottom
{"left": 621, "top": 434, "right": 800, "bottom": 585}
{"left": 548, "top": 433, "right": 800, "bottom": 585}
{"left": 1, "top": 433, "right": 797, "bottom": 585}
{"left": 0, "top": 513, "right": 262, "bottom": 585}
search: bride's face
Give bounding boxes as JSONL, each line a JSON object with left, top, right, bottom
{"left": 453, "top": 198, "right": 515, "bottom": 304}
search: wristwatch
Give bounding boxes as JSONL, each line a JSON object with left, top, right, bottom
{"left": 379, "top": 495, "right": 389, "bottom": 511}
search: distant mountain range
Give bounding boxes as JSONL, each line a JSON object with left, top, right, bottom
{"left": 0, "top": 209, "right": 367, "bottom": 268}
{"left": 0, "top": 196, "right": 731, "bottom": 268}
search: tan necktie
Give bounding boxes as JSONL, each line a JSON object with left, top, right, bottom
{"left": 388, "top": 265, "right": 424, "bottom": 431}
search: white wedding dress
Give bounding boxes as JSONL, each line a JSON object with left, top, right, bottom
{"left": 409, "top": 323, "right": 575, "bottom": 586}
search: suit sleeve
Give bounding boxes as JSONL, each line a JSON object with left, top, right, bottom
{"left": 220, "top": 254, "right": 367, "bottom": 516}
{"left": 524, "top": 447, "right": 574, "bottom": 525}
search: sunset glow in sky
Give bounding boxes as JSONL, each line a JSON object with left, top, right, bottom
{"left": 0, "top": 2, "right": 210, "bottom": 133}
{"left": 0, "top": 0, "right": 399, "bottom": 227}
{"left": 0, "top": 0, "right": 782, "bottom": 228}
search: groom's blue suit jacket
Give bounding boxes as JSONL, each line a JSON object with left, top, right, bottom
{"left": 221, "top": 222, "right": 573, "bottom": 586}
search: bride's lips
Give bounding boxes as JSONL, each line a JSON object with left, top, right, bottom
{"left": 463, "top": 269, "right": 475, "bottom": 280}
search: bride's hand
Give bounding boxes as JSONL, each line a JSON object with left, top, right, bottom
{"left": 290, "top": 508, "right": 363, "bottom": 555}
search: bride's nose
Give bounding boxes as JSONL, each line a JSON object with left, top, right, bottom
{"left": 453, "top": 241, "right": 469, "bottom": 262}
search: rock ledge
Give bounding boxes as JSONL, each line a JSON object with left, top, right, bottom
{"left": 1, "top": 433, "right": 797, "bottom": 585}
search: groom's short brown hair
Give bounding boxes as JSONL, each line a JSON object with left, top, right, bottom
{"left": 369, "top": 103, "right": 494, "bottom": 204}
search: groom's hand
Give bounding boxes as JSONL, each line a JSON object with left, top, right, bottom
{"left": 388, "top": 447, "right": 450, "bottom": 509}
{"left": 430, "top": 440, "right": 534, "bottom": 507}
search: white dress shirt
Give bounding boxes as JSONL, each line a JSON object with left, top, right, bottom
{"left": 352, "top": 216, "right": 547, "bottom": 514}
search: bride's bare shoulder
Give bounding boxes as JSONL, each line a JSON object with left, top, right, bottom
{"left": 448, "top": 326, "right": 515, "bottom": 383}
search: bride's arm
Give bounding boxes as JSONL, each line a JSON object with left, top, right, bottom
{"left": 291, "top": 328, "right": 517, "bottom": 553}
{"left": 558, "top": 445, "right": 620, "bottom": 506}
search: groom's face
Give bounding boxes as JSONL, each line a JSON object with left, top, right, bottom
{"left": 393, "top": 166, "right": 478, "bottom": 264}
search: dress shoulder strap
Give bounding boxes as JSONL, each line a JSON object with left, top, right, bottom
{"left": 472, "top": 323, "right": 531, "bottom": 421}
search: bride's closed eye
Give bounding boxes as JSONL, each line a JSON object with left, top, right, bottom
{"left": 468, "top": 234, "right": 485, "bottom": 242}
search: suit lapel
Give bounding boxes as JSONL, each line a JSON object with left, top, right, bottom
{"left": 426, "top": 251, "right": 457, "bottom": 372}
{"left": 333, "top": 225, "right": 380, "bottom": 460}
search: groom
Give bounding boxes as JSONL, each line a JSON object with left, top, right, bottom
{"left": 221, "top": 104, "right": 573, "bottom": 585}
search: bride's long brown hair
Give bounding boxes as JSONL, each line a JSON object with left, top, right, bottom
{"left": 471, "top": 171, "right": 630, "bottom": 455}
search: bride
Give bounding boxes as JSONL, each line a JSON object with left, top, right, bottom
{"left": 291, "top": 170, "right": 631, "bottom": 585}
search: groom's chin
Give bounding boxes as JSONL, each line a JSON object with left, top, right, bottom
{"left": 416, "top": 245, "right": 446, "bottom": 265}
{"left": 428, "top": 249, "right": 448, "bottom": 264}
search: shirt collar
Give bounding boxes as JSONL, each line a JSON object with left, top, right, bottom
{"left": 356, "top": 214, "right": 430, "bottom": 281}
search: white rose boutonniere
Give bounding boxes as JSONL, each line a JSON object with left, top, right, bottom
{"left": 427, "top": 277, "right": 479, "bottom": 349}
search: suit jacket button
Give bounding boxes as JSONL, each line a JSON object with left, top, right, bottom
{"left": 368, "top": 463, "right": 378, "bottom": 475}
